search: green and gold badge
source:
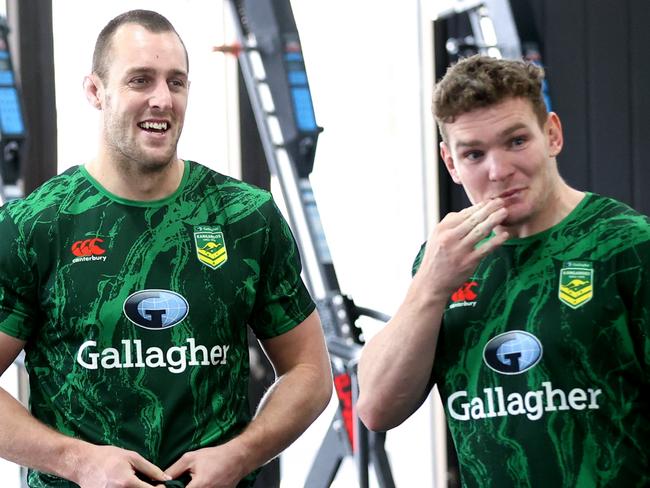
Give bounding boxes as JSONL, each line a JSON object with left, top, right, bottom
{"left": 559, "top": 261, "right": 593, "bottom": 309}
{"left": 194, "top": 226, "right": 228, "bottom": 270}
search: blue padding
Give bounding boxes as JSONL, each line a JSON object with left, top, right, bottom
{"left": 0, "top": 87, "right": 25, "bottom": 135}
{"left": 0, "top": 71, "right": 14, "bottom": 85}
{"left": 291, "top": 87, "right": 317, "bottom": 131}
{"left": 288, "top": 71, "right": 308, "bottom": 85}
{"left": 284, "top": 52, "right": 303, "bottom": 62}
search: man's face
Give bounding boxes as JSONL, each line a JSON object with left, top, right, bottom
{"left": 96, "top": 23, "right": 189, "bottom": 172}
{"left": 440, "top": 97, "right": 563, "bottom": 237}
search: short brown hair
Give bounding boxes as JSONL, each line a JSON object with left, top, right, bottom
{"left": 92, "top": 9, "right": 189, "bottom": 82}
{"left": 433, "top": 55, "right": 547, "bottom": 142}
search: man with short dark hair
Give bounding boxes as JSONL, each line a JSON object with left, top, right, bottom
{"left": 0, "top": 10, "right": 332, "bottom": 488}
{"left": 358, "top": 55, "right": 650, "bottom": 486}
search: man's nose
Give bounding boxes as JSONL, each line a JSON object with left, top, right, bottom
{"left": 487, "top": 152, "right": 515, "bottom": 181}
{"left": 149, "top": 80, "right": 172, "bottom": 111}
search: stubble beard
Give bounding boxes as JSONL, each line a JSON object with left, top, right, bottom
{"left": 103, "top": 99, "right": 180, "bottom": 177}
{"left": 107, "top": 127, "right": 178, "bottom": 177}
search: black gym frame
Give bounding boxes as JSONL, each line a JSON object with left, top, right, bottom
{"left": 7, "top": 0, "right": 58, "bottom": 195}
{"left": 435, "top": 0, "right": 650, "bottom": 218}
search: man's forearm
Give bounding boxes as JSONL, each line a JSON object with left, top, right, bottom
{"left": 226, "top": 362, "right": 332, "bottom": 475}
{"left": 357, "top": 277, "right": 447, "bottom": 431}
{"left": 0, "top": 387, "right": 84, "bottom": 481}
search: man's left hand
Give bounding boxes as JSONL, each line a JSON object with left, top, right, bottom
{"left": 164, "top": 443, "right": 248, "bottom": 488}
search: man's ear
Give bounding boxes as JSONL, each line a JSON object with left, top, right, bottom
{"left": 546, "top": 112, "right": 563, "bottom": 158}
{"left": 83, "top": 74, "right": 103, "bottom": 110}
{"left": 440, "top": 141, "right": 462, "bottom": 184}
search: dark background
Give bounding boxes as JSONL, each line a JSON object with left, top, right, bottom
{"left": 435, "top": 0, "right": 650, "bottom": 218}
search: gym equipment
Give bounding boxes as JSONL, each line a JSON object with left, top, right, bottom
{"left": 219, "top": 1, "right": 395, "bottom": 486}
{"left": 434, "top": 0, "right": 521, "bottom": 60}
{"left": 434, "top": 0, "right": 552, "bottom": 111}
{"left": 0, "top": 15, "right": 25, "bottom": 204}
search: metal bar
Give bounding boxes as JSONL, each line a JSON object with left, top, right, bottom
{"left": 225, "top": 2, "right": 395, "bottom": 486}
{"left": 370, "top": 432, "right": 396, "bottom": 488}
{"left": 303, "top": 416, "right": 347, "bottom": 488}
{"left": 351, "top": 370, "right": 369, "bottom": 488}
{"left": 226, "top": 0, "right": 327, "bottom": 300}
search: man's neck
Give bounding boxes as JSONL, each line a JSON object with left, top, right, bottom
{"left": 85, "top": 156, "right": 185, "bottom": 202}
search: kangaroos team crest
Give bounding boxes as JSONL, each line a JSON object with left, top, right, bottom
{"left": 194, "top": 226, "right": 227, "bottom": 270}
{"left": 558, "top": 261, "right": 593, "bottom": 309}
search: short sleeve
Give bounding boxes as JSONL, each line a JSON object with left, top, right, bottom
{"left": 0, "top": 206, "right": 38, "bottom": 340}
{"left": 248, "top": 198, "right": 315, "bottom": 339}
{"left": 411, "top": 242, "right": 427, "bottom": 277}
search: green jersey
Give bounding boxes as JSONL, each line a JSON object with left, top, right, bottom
{"left": 413, "top": 193, "right": 650, "bottom": 487}
{"left": 0, "top": 161, "right": 315, "bottom": 487}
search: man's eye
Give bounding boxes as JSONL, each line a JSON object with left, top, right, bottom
{"left": 465, "top": 151, "right": 483, "bottom": 161}
{"left": 511, "top": 136, "right": 527, "bottom": 147}
{"left": 131, "top": 77, "right": 148, "bottom": 85}
{"left": 169, "top": 79, "right": 186, "bottom": 88}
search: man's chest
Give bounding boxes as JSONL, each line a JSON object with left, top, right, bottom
{"left": 35, "top": 210, "right": 265, "bottom": 349}
{"left": 437, "top": 252, "right": 631, "bottom": 402}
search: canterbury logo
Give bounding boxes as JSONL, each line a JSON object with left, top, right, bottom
{"left": 449, "top": 281, "right": 479, "bottom": 309}
{"left": 452, "top": 281, "right": 478, "bottom": 302}
{"left": 71, "top": 238, "right": 106, "bottom": 257}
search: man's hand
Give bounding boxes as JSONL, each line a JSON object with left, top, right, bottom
{"left": 417, "top": 198, "right": 509, "bottom": 300}
{"left": 71, "top": 444, "right": 170, "bottom": 488}
{"left": 164, "top": 442, "right": 248, "bottom": 488}
{"left": 357, "top": 198, "right": 509, "bottom": 431}
{"left": 161, "top": 312, "right": 330, "bottom": 488}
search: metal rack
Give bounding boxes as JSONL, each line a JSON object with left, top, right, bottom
{"left": 434, "top": 0, "right": 522, "bottom": 60}
{"left": 0, "top": 15, "right": 25, "bottom": 203}
{"left": 221, "top": 1, "right": 395, "bottom": 486}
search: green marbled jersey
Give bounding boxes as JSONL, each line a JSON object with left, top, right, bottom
{"left": 0, "top": 161, "right": 315, "bottom": 487}
{"left": 413, "top": 193, "right": 650, "bottom": 487}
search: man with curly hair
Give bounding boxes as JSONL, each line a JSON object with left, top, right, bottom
{"left": 358, "top": 55, "right": 650, "bottom": 487}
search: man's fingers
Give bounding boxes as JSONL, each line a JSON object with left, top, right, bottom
{"left": 437, "top": 200, "right": 486, "bottom": 230}
{"left": 457, "top": 199, "right": 487, "bottom": 217}
{"left": 459, "top": 199, "right": 506, "bottom": 236}
{"left": 164, "top": 455, "right": 190, "bottom": 480}
{"left": 439, "top": 198, "right": 505, "bottom": 242}
{"left": 464, "top": 206, "right": 508, "bottom": 243}
{"left": 129, "top": 452, "right": 171, "bottom": 483}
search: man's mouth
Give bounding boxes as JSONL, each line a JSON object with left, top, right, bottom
{"left": 498, "top": 188, "right": 523, "bottom": 199}
{"left": 138, "top": 121, "right": 169, "bottom": 133}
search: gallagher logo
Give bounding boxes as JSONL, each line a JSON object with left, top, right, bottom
{"left": 123, "top": 290, "right": 189, "bottom": 330}
{"left": 449, "top": 281, "right": 478, "bottom": 309}
{"left": 71, "top": 237, "right": 107, "bottom": 263}
{"left": 483, "top": 330, "right": 543, "bottom": 375}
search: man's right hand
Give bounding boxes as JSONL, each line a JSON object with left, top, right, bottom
{"left": 415, "top": 198, "right": 509, "bottom": 301}
{"left": 71, "top": 444, "right": 170, "bottom": 488}
{"left": 356, "top": 197, "right": 509, "bottom": 431}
